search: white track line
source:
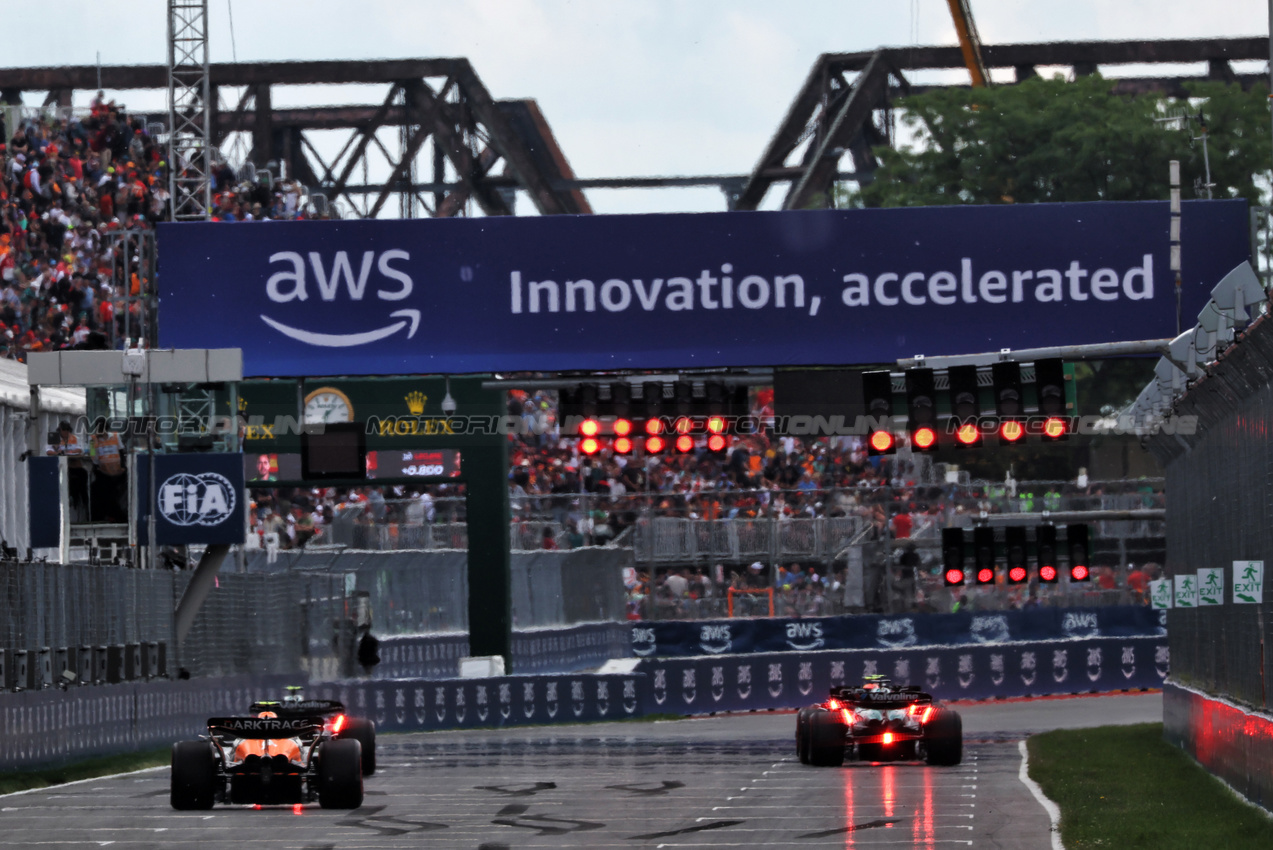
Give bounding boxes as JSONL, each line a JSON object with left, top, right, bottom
{"left": 1017, "top": 740, "right": 1064, "bottom": 850}
{"left": 0, "top": 766, "right": 166, "bottom": 799}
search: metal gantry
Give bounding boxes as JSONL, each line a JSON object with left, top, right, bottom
{"left": 166, "top": 0, "right": 212, "bottom": 221}
{"left": 0, "top": 36, "right": 1263, "bottom": 217}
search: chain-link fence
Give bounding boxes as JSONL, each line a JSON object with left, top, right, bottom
{"left": 1147, "top": 313, "right": 1273, "bottom": 712}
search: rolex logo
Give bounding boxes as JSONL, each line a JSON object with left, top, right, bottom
{"left": 237, "top": 397, "right": 248, "bottom": 411}
{"left": 405, "top": 391, "right": 428, "bottom": 415}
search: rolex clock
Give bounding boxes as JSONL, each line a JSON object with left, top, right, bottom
{"left": 303, "top": 387, "right": 354, "bottom": 424}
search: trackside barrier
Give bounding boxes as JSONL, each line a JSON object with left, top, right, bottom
{"left": 0, "top": 675, "right": 298, "bottom": 771}
{"left": 307, "top": 674, "right": 648, "bottom": 732}
{"left": 630, "top": 605, "right": 1165, "bottom": 658}
{"left": 374, "top": 622, "right": 632, "bottom": 679}
{"left": 1163, "top": 682, "right": 1273, "bottom": 814}
{"left": 636, "top": 635, "right": 1169, "bottom": 713}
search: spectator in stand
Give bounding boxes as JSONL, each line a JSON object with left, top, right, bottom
{"left": 890, "top": 504, "right": 912, "bottom": 539}
{"left": 0, "top": 98, "right": 329, "bottom": 363}
{"left": 1127, "top": 562, "right": 1149, "bottom": 602}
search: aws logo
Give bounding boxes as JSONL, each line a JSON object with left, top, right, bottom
{"left": 699, "top": 624, "right": 732, "bottom": 654}
{"left": 631, "top": 627, "right": 657, "bottom": 657}
{"left": 1062, "top": 612, "right": 1099, "bottom": 638}
{"left": 260, "top": 250, "right": 421, "bottom": 347}
{"left": 785, "top": 621, "right": 825, "bottom": 651}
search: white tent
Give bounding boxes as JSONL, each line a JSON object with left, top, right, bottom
{"left": 0, "top": 358, "right": 85, "bottom": 554}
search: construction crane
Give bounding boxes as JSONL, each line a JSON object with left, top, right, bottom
{"left": 945, "top": 0, "right": 990, "bottom": 87}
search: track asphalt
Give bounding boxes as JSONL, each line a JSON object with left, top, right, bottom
{"left": 0, "top": 691, "right": 1161, "bottom": 848}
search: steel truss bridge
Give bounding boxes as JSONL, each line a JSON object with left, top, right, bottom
{"left": 0, "top": 36, "right": 1264, "bottom": 217}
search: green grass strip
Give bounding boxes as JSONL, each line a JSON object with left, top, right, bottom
{"left": 1028, "top": 723, "right": 1273, "bottom": 849}
{"left": 0, "top": 748, "right": 169, "bottom": 796}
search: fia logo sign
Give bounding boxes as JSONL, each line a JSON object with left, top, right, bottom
{"left": 158, "top": 473, "right": 236, "bottom": 527}
{"left": 260, "top": 250, "right": 421, "bottom": 347}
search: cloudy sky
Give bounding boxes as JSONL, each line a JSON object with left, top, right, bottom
{"left": 4, "top": 0, "right": 1270, "bottom": 214}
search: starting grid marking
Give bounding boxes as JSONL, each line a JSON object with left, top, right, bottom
{"left": 0, "top": 735, "right": 1024, "bottom": 848}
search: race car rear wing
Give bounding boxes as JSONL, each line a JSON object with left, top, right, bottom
{"left": 208, "top": 716, "right": 325, "bottom": 739}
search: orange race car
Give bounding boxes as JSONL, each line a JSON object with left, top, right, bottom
{"left": 170, "top": 707, "right": 363, "bottom": 810}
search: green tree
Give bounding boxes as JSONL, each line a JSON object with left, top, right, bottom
{"left": 848, "top": 75, "right": 1271, "bottom": 208}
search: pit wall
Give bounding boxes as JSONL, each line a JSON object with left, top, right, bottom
{"left": 0, "top": 631, "right": 1165, "bottom": 771}
{"left": 1163, "top": 682, "right": 1273, "bottom": 814}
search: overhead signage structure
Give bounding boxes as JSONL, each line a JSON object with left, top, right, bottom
{"left": 158, "top": 201, "right": 1248, "bottom": 377}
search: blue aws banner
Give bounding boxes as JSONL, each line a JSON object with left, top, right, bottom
{"left": 157, "top": 201, "right": 1248, "bottom": 376}
{"left": 639, "top": 636, "right": 1169, "bottom": 712}
{"left": 630, "top": 605, "right": 1165, "bottom": 658}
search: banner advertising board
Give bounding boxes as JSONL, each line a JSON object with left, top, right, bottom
{"left": 1233, "top": 560, "right": 1265, "bottom": 604}
{"left": 630, "top": 605, "right": 1163, "bottom": 658}
{"left": 158, "top": 200, "right": 1248, "bottom": 377}
{"left": 637, "top": 636, "right": 1168, "bottom": 711}
{"left": 135, "top": 453, "right": 246, "bottom": 545}
{"left": 1174, "top": 573, "right": 1198, "bottom": 608}
{"left": 1197, "top": 568, "right": 1225, "bottom": 606}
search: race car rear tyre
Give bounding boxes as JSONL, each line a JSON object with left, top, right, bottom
{"left": 318, "top": 738, "right": 364, "bottom": 809}
{"left": 338, "top": 717, "right": 376, "bottom": 775}
{"left": 796, "top": 708, "right": 813, "bottom": 764}
{"left": 170, "top": 741, "right": 217, "bottom": 810}
{"left": 923, "top": 708, "right": 963, "bottom": 766}
{"left": 806, "top": 709, "right": 847, "bottom": 767}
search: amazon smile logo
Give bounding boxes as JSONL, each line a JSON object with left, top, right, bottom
{"left": 260, "top": 249, "right": 422, "bottom": 347}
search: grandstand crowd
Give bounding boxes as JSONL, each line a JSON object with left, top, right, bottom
{"left": 245, "top": 387, "right": 1162, "bottom": 617}
{"left": 0, "top": 98, "right": 321, "bottom": 361}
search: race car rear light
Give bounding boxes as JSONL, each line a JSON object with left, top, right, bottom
{"left": 826, "top": 698, "right": 842, "bottom": 711}
{"left": 907, "top": 704, "right": 917, "bottom": 716}
{"left": 841, "top": 709, "right": 851, "bottom": 724}
{"left": 293, "top": 804, "right": 304, "bottom": 815}
{"left": 882, "top": 732, "right": 894, "bottom": 745}
{"left": 332, "top": 714, "right": 346, "bottom": 734}
{"left": 921, "top": 706, "right": 933, "bottom": 724}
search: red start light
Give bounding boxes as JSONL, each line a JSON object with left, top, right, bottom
{"left": 869, "top": 430, "right": 895, "bottom": 453}
{"left": 977, "top": 567, "right": 995, "bottom": 584}
{"left": 675, "top": 434, "right": 695, "bottom": 453}
{"left": 999, "top": 420, "right": 1025, "bottom": 442}
{"left": 956, "top": 423, "right": 981, "bottom": 445}
{"left": 580, "top": 437, "right": 602, "bottom": 455}
{"left": 579, "top": 418, "right": 601, "bottom": 437}
{"left": 706, "top": 415, "right": 726, "bottom": 434}
{"left": 645, "top": 435, "right": 666, "bottom": 453}
{"left": 945, "top": 568, "right": 965, "bottom": 585}
{"left": 912, "top": 427, "right": 936, "bottom": 450}
{"left": 613, "top": 436, "right": 634, "bottom": 454}
{"left": 645, "top": 418, "right": 664, "bottom": 435}
{"left": 1040, "top": 565, "right": 1058, "bottom": 582}
{"left": 1070, "top": 564, "right": 1090, "bottom": 581}
{"left": 1043, "top": 417, "right": 1067, "bottom": 439}
{"left": 674, "top": 416, "right": 693, "bottom": 434}
{"left": 613, "top": 418, "right": 633, "bottom": 437}
{"left": 1009, "top": 566, "right": 1028, "bottom": 583}
{"left": 706, "top": 434, "right": 727, "bottom": 452}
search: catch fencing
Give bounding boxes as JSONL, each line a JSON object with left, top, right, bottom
{"left": 0, "top": 547, "right": 628, "bottom": 684}
{"left": 1147, "top": 312, "right": 1273, "bottom": 713}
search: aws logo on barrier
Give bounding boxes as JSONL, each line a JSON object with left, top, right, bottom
{"left": 260, "top": 250, "right": 420, "bottom": 347}
{"left": 785, "top": 621, "right": 825, "bottom": 651}
{"left": 698, "top": 624, "right": 732, "bottom": 654}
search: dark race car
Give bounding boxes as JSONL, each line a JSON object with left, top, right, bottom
{"left": 795, "top": 675, "right": 963, "bottom": 767}
{"left": 249, "top": 686, "right": 377, "bottom": 775}
{"left": 170, "top": 709, "right": 363, "bottom": 810}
